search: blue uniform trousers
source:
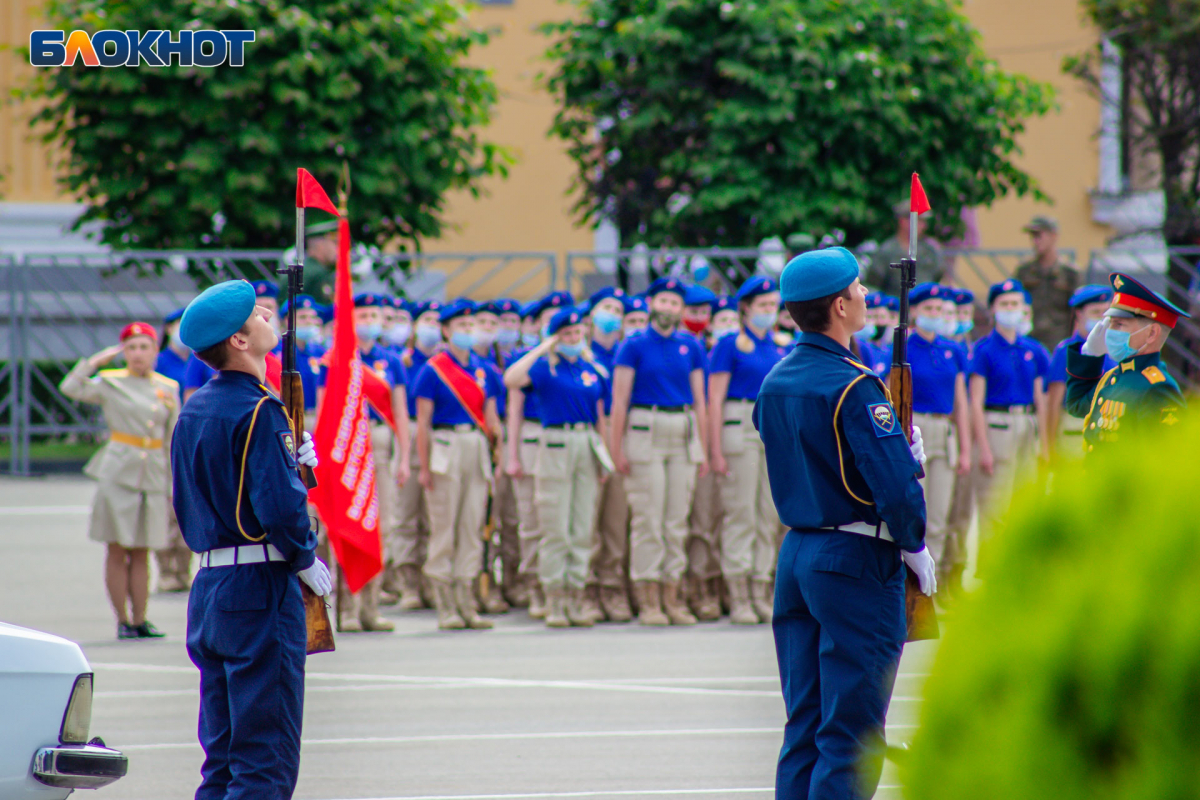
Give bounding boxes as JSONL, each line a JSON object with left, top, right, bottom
{"left": 773, "top": 530, "right": 906, "bottom": 800}
{"left": 187, "top": 562, "right": 307, "bottom": 800}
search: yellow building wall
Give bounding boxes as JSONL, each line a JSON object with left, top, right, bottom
{"left": 0, "top": 0, "right": 61, "bottom": 202}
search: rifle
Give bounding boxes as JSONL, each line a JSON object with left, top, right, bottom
{"left": 889, "top": 183, "right": 939, "bottom": 643}
{"left": 279, "top": 205, "right": 336, "bottom": 655}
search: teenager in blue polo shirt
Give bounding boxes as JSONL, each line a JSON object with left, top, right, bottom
{"left": 585, "top": 287, "right": 633, "bottom": 622}
{"left": 942, "top": 286, "right": 979, "bottom": 596}
{"left": 1045, "top": 284, "right": 1114, "bottom": 460}
{"left": 505, "top": 306, "right": 609, "bottom": 627}
{"left": 279, "top": 294, "right": 327, "bottom": 420}
{"left": 155, "top": 308, "right": 190, "bottom": 385}
{"left": 414, "top": 299, "right": 502, "bottom": 630}
{"left": 708, "top": 276, "right": 789, "bottom": 626}
{"left": 610, "top": 277, "right": 709, "bottom": 627}
{"left": 622, "top": 294, "right": 649, "bottom": 336}
{"left": 969, "top": 278, "right": 1050, "bottom": 550}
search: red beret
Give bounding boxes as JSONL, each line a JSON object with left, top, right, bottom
{"left": 120, "top": 322, "right": 157, "bottom": 342}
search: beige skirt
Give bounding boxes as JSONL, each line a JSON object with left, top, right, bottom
{"left": 88, "top": 480, "right": 168, "bottom": 550}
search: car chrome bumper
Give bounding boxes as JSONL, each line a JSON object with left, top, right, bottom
{"left": 32, "top": 742, "right": 127, "bottom": 789}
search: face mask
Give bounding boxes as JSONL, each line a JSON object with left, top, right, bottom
{"left": 750, "top": 311, "right": 778, "bottom": 331}
{"left": 497, "top": 329, "right": 520, "bottom": 346}
{"left": 473, "top": 330, "right": 497, "bottom": 349}
{"left": 915, "top": 315, "right": 941, "bottom": 334}
{"left": 592, "top": 310, "right": 623, "bottom": 335}
{"left": 356, "top": 323, "right": 382, "bottom": 341}
{"left": 450, "top": 331, "right": 474, "bottom": 351}
{"left": 386, "top": 323, "right": 411, "bottom": 346}
{"left": 853, "top": 325, "right": 877, "bottom": 342}
{"left": 650, "top": 310, "right": 680, "bottom": 329}
{"left": 296, "top": 326, "right": 321, "bottom": 343}
{"left": 994, "top": 309, "right": 1024, "bottom": 330}
{"left": 938, "top": 317, "right": 958, "bottom": 338}
{"left": 956, "top": 319, "right": 975, "bottom": 336}
{"left": 682, "top": 318, "right": 708, "bottom": 335}
{"left": 540, "top": 324, "right": 551, "bottom": 339}
{"left": 1105, "top": 324, "right": 1148, "bottom": 362}
{"left": 625, "top": 324, "right": 646, "bottom": 336}
{"left": 557, "top": 342, "right": 584, "bottom": 358}
{"left": 416, "top": 324, "right": 442, "bottom": 348}
{"left": 713, "top": 326, "right": 738, "bottom": 340}
{"left": 1017, "top": 317, "right": 1033, "bottom": 336}
{"left": 1084, "top": 318, "right": 1100, "bottom": 334}
{"left": 521, "top": 332, "right": 541, "bottom": 348}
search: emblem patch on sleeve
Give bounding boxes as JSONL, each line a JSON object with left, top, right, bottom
{"left": 279, "top": 430, "right": 297, "bottom": 461}
{"left": 866, "top": 402, "right": 899, "bottom": 437}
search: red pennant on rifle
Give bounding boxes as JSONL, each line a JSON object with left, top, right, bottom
{"left": 910, "top": 172, "right": 931, "bottom": 215}
{"left": 296, "top": 168, "right": 339, "bottom": 217}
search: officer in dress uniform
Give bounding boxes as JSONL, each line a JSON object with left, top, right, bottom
{"left": 1065, "top": 272, "right": 1189, "bottom": 452}
{"left": 61, "top": 322, "right": 179, "bottom": 638}
{"left": 586, "top": 287, "right": 633, "bottom": 621}
{"left": 171, "top": 280, "right": 331, "bottom": 800}
{"left": 154, "top": 307, "right": 194, "bottom": 592}
{"left": 969, "top": 279, "right": 1050, "bottom": 552}
{"left": 1045, "top": 285, "right": 1114, "bottom": 460}
{"left": 708, "top": 276, "right": 788, "bottom": 626}
{"left": 755, "top": 247, "right": 933, "bottom": 800}
{"left": 414, "top": 299, "right": 503, "bottom": 630}
{"left": 505, "top": 306, "right": 611, "bottom": 627}
{"left": 610, "top": 277, "right": 710, "bottom": 627}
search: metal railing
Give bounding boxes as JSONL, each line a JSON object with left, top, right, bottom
{"left": 564, "top": 248, "right": 763, "bottom": 297}
{"left": 943, "top": 248, "right": 1079, "bottom": 296}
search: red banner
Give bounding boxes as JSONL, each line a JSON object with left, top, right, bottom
{"left": 310, "top": 215, "right": 383, "bottom": 594}
{"left": 296, "top": 168, "right": 339, "bottom": 216}
{"left": 426, "top": 351, "right": 488, "bottom": 431}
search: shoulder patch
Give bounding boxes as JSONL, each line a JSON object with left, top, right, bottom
{"left": 866, "top": 402, "right": 900, "bottom": 437}
{"left": 98, "top": 368, "right": 129, "bottom": 378}
{"left": 1142, "top": 365, "right": 1166, "bottom": 385}
{"left": 279, "top": 429, "right": 297, "bottom": 462}
{"left": 1162, "top": 407, "right": 1180, "bottom": 426}
{"left": 150, "top": 372, "right": 179, "bottom": 388}
{"left": 842, "top": 356, "right": 874, "bottom": 373}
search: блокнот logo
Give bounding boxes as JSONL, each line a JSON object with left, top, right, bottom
{"left": 30, "top": 30, "right": 254, "bottom": 67}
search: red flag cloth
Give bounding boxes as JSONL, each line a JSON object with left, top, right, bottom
{"left": 426, "top": 351, "right": 488, "bottom": 431}
{"left": 362, "top": 368, "right": 399, "bottom": 432}
{"left": 910, "top": 172, "right": 932, "bottom": 215}
{"left": 296, "top": 168, "right": 339, "bottom": 217}
{"left": 310, "top": 216, "right": 384, "bottom": 594}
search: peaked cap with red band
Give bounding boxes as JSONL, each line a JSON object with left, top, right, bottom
{"left": 120, "top": 321, "right": 157, "bottom": 342}
{"left": 1107, "top": 272, "right": 1191, "bottom": 329}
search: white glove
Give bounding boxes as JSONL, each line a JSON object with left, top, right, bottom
{"left": 298, "top": 558, "right": 332, "bottom": 596}
{"left": 909, "top": 425, "right": 926, "bottom": 465}
{"left": 902, "top": 547, "right": 937, "bottom": 596}
{"left": 297, "top": 431, "right": 318, "bottom": 468}
{"left": 1081, "top": 316, "right": 1109, "bottom": 357}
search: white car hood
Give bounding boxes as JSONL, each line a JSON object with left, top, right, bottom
{"left": 0, "top": 623, "right": 89, "bottom": 674}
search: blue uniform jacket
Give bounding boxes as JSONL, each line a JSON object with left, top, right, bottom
{"left": 754, "top": 332, "right": 926, "bottom": 552}
{"left": 155, "top": 347, "right": 189, "bottom": 386}
{"left": 171, "top": 370, "right": 317, "bottom": 572}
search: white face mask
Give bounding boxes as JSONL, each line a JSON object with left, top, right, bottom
{"left": 994, "top": 309, "right": 1024, "bottom": 330}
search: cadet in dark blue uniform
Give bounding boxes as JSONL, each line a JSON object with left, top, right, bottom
{"left": 184, "top": 280, "right": 282, "bottom": 401}
{"left": 172, "top": 280, "right": 330, "bottom": 800}
{"left": 1045, "top": 284, "right": 1113, "bottom": 459}
{"left": 755, "top": 248, "right": 932, "bottom": 800}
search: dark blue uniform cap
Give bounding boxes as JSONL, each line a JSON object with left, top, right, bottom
{"left": 520, "top": 300, "right": 541, "bottom": 320}
{"left": 683, "top": 284, "right": 718, "bottom": 309}
{"left": 481, "top": 298, "right": 520, "bottom": 316}
{"left": 909, "top": 282, "right": 948, "bottom": 306}
{"left": 780, "top": 247, "right": 859, "bottom": 303}
{"left": 988, "top": 278, "right": 1027, "bottom": 306}
{"left": 623, "top": 295, "right": 648, "bottom": 314}
{"left": 353, "top": 292, "right": 391, "bottom": 308}
{"left": 250, "top": 280, "right": 279, "bottom": 300}
{"left": 884, "top": 295, "right": 900, "bottom": 312}
{"left": 589, "top": 286, "right": 626, "bottom": 306}
{"left": 1109, "top": 272, "right": 1191, "bottom": 327}
{"left": 865, "top": 291, "right": 885, "bottom": 310}
{"left": 316, "top": 304, "right": 334, "bottom": 324}
{"left": 1069, "top": 284, "right": 1113, "bottom": 308}
{"left": 415, "top": 300, "right": 443, "bottom": 319}
{"left": 647, "top": 277, "right": 688, "bottom": 300}
{"left": 280, "top": 294, "right": 320, "bottom": 316}
{"left": 734, "top": 276, "right": 777, "bottom": 303}
{"left": 547, "top": 306, "right": 586, "bottom": 335}
{"left": 439, "top": 298, "right": 476, "bottom": 323}
{"left": 714, "top": 295, "right": 736, "bottom": 313}
{"left": 539, "top": 291, "right": 575, "bottom": 314}
{"left": 163, "top": 306, "right": 186, "bottom": 325}
{"left": 179, "top": 280, "right": 256, "bottom": 351}
{"left": 952, "top": 288, "right": 976, "bottom": 306}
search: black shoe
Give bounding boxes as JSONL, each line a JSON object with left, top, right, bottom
{"left": 118, "top": 623, "right": 139, "bottom": 640}
{"left": 135, "top": 621, "right": 166, "bottom": 639}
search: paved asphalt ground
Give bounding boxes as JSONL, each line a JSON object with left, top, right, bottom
{"left": 0, "top": 477, "right": 936, "bottom": 800}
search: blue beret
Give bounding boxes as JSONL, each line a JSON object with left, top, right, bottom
{"left": 780, "top": 247, "right": 859, "bottom": 303}
{"left": 734, "top": 276, "right": 777, "bottom": 303}
{"left": 1069, "top": 285, "right": 1113, "bottom": 308}
{"left": 952, "top": 288, "right": 976, "bottom": 306}
{"left": 281, "top": 294, "right": 321, "bottom": 316}
{"left": 988, "top": 278, "right": 1026, "bottom": 306}
{"left": 589, "top": 287, "right": 627, "bottom": 306}
{"left": 623, "top": 295, "right": 648, "bottom": 314}
{"left": 393, "top": 299, "right": 415, "bottom": 317}
{"left": 865, "top": 291, "right": 885, "bottom": 310}
{"left": 547, "top": 306, "right": 586, "bottom": 335}
{"left": 683, "top": 284, "right": 718, "bottom": 309}
{"left": 353, "top": 292, "right": 390, "bottom": 308}
{"left": 714, "top": 295, "right": 736, "bottom": 314}
{"left": 179, "top": 280, "right": 256, "bottom": 351}
{"left": 647, "top": 277, "right": 687, "bottom": 299}
{"left": 413, "top": 300, "right": 443, "bottom": 319}
{"left": 316, "top": 304, "right": 334, "bottom": 324}
{"left": 909, "top": 282, "right": 950, "bottom": 307}
{"left": 250, "top": 280, "right": 279, "bottom": 300}
{"left": 163, "top": 307, "right": 186, "bottom": 325}
{"left": 538, "top": 291, "right": 574, "bottom": 316}
{"left": 520, "top": 301, "right": 540, "bottom": 319}
{"left": 884, "top": 295, "right": 900, "bottom": 312}
{"left": 481, "top": 298, "right": 520, "bottom": 316}
{"left": 439, "top": 298, "right": 476, "bottom": 323}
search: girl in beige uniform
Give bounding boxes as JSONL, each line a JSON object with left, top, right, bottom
{"left": 60, "top": 322, "right": 179, "bottom": 639}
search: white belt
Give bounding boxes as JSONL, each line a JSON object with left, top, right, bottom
{"left": 822, "top": 521, "right": 894, "bottom": 543}
{"left": 199, "top": 544, "right": 286, "bottom": 568}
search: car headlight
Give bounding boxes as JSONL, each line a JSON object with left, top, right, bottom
{"left": 60, "top": 674, "right": 93, "bottom": 744}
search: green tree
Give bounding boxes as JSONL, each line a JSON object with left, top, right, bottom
{"left": 542, "top": 0, "right": 1054, "bottom": 248}
{"left": 20, "top": 0, "right": 507, "bottom": 250}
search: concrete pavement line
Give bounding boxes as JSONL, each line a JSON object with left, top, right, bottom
{"left": 300, "top": 672, "right": 778, "bottom": 698}
{"left": 91, "top": 662, "right": 196, "bottom": 674}
{"left": 318, "top": 789, "right": 774, "bottom": 800}
{"left": 0, "top": 505, "right": 90, "bottom": 514}
{"left": 96, "top": 682, "right": 485, "bottom": 698}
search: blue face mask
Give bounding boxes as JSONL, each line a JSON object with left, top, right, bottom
{"left": 1105, "top": 324, "right": 1147, "bottom": 362}
{"left": 497, "top": 329, "right": 520, "bottom": 346}
{"left": 450, "top": 331, "right": 475, "bottom": 351}
{"left": 750, "top": 311, "right": 778, "bottom": 331}
{"left": 521, "top": 332, "right": 540, "bottom": 348}
{"left": 956, "top": 319, "right": 974, "bottom": 336}
{"left": 415, "top": 324, "right": 442, "bottom": 348}
{"left": 386, "top": 323, "right": 411, "bottom": 346}
{"left": 356, "top": 323, "right": 382, "bottom": 341}
{"left": 853, "top": 326, "right": 876, "bottom": 342}
{"left": 713, "top": 326, "right": 738, "bottom": 340}
{"left": 592, "top": 310, "right": 623, "bottom": 335}
{"left": 557, "top": 341, "right": 584, "bottom": 358}
{"left": 915, "top": 315, "right": 940, "bottom": 334}
{"left": 994, "top": 309, "right": 1024, "bottom": 330}
{"left": 296, "top": 326, "right": 320, "bottom": 343}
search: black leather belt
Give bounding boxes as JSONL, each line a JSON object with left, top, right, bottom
{"left": 631, "top": 404, "right": 686, "bottom": 413}
{"left": 542, "top": 422, "right": 591, "bottom": 430}
{"left": 985, "top": 404, "right": 1034, "bottom": 414}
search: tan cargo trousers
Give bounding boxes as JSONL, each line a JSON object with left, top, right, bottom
{"left": 913, "top": 412, "right": 957, "bottom": 564}
{"left": 687, "top": 471, "right": 723, "bottom": 582}
{"left": 590, "top": 471, "right": 629, "bottom": 590}
{"left": 717, "top": 399, "right": 780, "bottom": 580}
{"left": 974, "top": 409, "right": 1037, "bottom": 547}
{"left": 424, "top": 426, "right": 491, "bottom": 582}
{"left": 513, "top": 420, "right": 543, "bottom": 579}
{"left": 536, "top": 426, "right": 600, "bottom": 590}
{"left": 393, "top": 419, "right": 429, "bottom": 568}
{"left": 624, "top": 407, "right": 701, "bottom": 583}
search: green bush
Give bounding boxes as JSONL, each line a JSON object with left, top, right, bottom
{"left": 903, "top": 415, "right": 1200, "bottom": 798}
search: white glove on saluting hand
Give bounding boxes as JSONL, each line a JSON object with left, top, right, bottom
{"left": 909, "top": 425, "right": 926, "bottom": 465}
{"left": 902, "top": 547, "right": 937, "bottom": 596}
{"left": 297, "top": 431, "right": 319, "bottom": 468}
{"left": 298, "top": 558, "right": 332, "bottom": 596}
{"left": 1081, "top": 316, "right": 1110, "bottom": 357}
